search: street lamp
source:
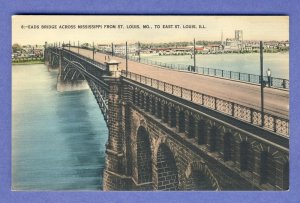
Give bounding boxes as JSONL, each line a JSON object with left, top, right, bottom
{"left": 260, "top": 41, "right": 272, "bottom": 127}
{"left": 260, "top": 41, "right": 264, "bottom": 127}
{"left": 266, "top": 68, "right": 271, "bottom": 87}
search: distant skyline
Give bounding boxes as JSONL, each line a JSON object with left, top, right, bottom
{"left": 12, "top": 16, "right": 289, "bottom": 45}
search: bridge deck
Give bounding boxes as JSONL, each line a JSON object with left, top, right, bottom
{"left": 69, "top": 48, "right": 289, "bottom": 118}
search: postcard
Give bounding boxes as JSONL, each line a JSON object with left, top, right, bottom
{"left": 12, "top": 15, "right": 289, "bottom": 191}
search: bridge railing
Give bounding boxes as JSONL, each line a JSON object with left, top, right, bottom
{"left": 109, "top": 51, "right": 289, "bottom": 90}
{"left": 76, "top": 47, "right": 289, "bottom": 89}
{"left": 121, "top": 70, "right": 289, "bottom": 137}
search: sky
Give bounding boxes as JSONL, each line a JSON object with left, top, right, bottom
{"left": 12, "top": 15, "right": 289, "bottom": 45}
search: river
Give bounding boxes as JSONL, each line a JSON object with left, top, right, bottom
{"left": 142, "top": 52, "right": 289, "bottom": 79}
{"left": 12, "top": 64, "right": 107, "bottom": 190}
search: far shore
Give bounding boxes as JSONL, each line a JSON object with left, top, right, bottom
{"left": 12, "top": 60, "right": 44, "bottom": 65}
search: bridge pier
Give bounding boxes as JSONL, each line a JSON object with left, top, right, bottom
{"left": 56, "top": 48, "right": 89, "bottom": 92}
{"left": 103, "top": 62, "right": 134, "bottom": 191}
{"left": 57, "top": 77, "right": 89, "bottom": 92}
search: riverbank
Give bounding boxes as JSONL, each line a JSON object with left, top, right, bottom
{"left": 12, "top": 59, "right": 44, "bottom": 65}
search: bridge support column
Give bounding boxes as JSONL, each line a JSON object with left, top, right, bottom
{"left": 184, "top": 112, "right": 189, "bottom": 137}
{"left": 56, "top": 49, "right": 88, "bottom": 92}
{"left": 252, "top": 149, "right": 264, "bottom": 186}
{"left": 103, "top": 62, "right": 133, "bottom": 191}
{"left": 167, "top": 107, "right": 172, "bottom": 127}
{"left": 176, "top": 111, "right": 180, "bottom": 133}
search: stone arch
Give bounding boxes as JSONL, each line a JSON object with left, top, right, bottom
{"left": 178, "top": 110, "right": 185, "bottom": 133}
{"left": 197, "top": 119, "right": 207, "bottom": 145}
{"left": 136, "top": 126, "right": 152, "bottom": 184}
{"left": 185, "top": 161, "right": 221, "bottom": 191}
{"left": 155, "top": 143, "right": 179, "bottom": 191}
{"left": 223, "top": 132, "right": 235, "bottom": 162}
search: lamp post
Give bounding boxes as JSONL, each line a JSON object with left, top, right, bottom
{"left": 138, "top": 41, "right": 141, "bottom": 62}
{"left": 260, "top": 41, "right": 264, "bottom": 127}
{"left": 126, "top": 41, "right": 128, "bottom": 76}
{"left": 267, "top": 68, "right": 271, "bottom": 87}
{"left": 93, "top": 41, "right": 95, "bottom": 61}
{"left": 193, "top": 38, "right": 196, "bottom": 72}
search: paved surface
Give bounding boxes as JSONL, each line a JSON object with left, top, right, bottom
{"left": 69, "top": 48, "right": 289, "bottom": 118}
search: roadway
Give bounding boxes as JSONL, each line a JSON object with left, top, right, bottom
{"left": 69, "top": 47, "right": 289, "bottom": 119}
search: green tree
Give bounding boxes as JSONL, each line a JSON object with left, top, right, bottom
{"left": 12, "top": 43, "right": 22, "bottom": 53}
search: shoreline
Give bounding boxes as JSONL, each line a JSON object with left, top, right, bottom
{"left": 12, "top": 60, "right": 44, "bottom": 65}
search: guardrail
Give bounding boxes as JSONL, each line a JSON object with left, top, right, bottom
{"left": 114, "top": 52, "right": 289, "bottom": 90}
{"left": 121, "top": 70, "right": 289, "bottom": 137}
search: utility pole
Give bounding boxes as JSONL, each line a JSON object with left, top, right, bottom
{"left": 260, "top": 41, "right": 264, "bottom": 127}
{"left": 78, "top": 41, "right": 79, "bottom": 54}
{"left": 93, "top": 41, "right": 95, "bottom": 61}
{"left": 111, "top": 43, "right": 114, "bottom": 56}
{"left": 138, "top": 41, "right": 141, "bottom": 62}
{"left": 126, "top": 41, "right": 128, "bottom": 76}
{"left": 193, "top": 38, "right": 196, "bottom": 72}
{"left": 69, "top": 40, "right": 70, "bottom": 50}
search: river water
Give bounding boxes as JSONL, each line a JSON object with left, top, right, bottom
{"left": 12, "top": 64, "right": 107, "bottom": 190}
{"left": 143, "top": 52, "right": 289, "bottom": 79}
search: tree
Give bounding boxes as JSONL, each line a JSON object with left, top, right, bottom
{"left": 12, "top": 43, "right": 22, "bottom": 53}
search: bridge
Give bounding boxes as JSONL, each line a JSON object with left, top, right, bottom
{"left": 44, "top": 44, "right": 289, "bottom": 191}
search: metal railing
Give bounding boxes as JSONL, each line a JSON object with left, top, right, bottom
{"left": 50, "top": 46, "right": 289, "bottom": 89}
{"left": 100, "top": 49, "right": 288, "bottom": 90}
{"left": 121, "top": 70, "right": 289, "bottom": 137}
{"left": 119, "top": 53, "right": 289, "bottom": 89}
